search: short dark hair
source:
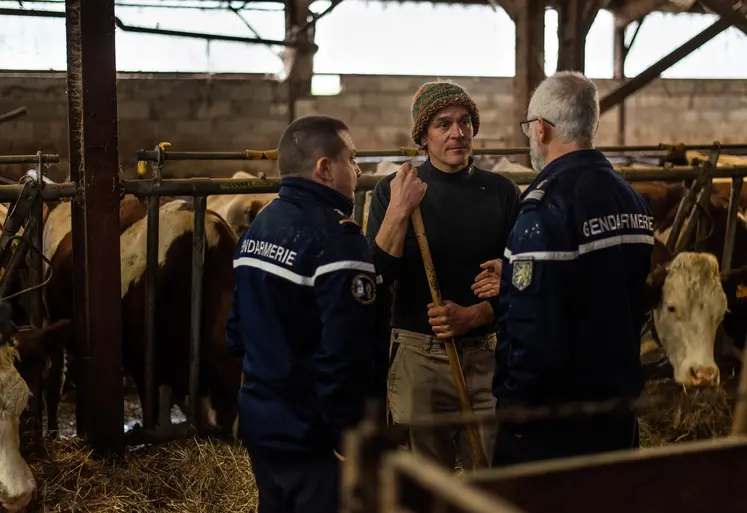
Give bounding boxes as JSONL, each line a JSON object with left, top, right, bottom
{"left": 277, "top": 116, "right": 351, "bottom": 177}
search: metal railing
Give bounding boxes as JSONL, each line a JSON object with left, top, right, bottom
{"left": 1, "top": 141, "right": 746, "bottom": 449}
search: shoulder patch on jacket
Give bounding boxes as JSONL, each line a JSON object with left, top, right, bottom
{"left": 522, "top": 178, "right": 554, "bottom": 204}
{"left": 351, "top": 273, "right": 376, "bottom": 304}
{"left": 511, "top": 258, "right": 534, "bottom": 291}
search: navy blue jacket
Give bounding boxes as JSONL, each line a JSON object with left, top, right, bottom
{"left": 226, "top": 177, "right": 386, "bottom": 459}
{"left": 493, "top": 150, "right": 654, "bottom": 409}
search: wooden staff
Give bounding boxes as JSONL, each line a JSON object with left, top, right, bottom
{"left": 410, "top": 206, "right": 488, "bottom": 469}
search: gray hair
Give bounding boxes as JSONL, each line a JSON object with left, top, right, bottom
{"left": 527, "top": 71, "right": 599, "bottom": 147}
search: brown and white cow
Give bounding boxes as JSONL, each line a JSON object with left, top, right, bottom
{"left": 40, "top": 196, "right": 242, "bottom": 436}
{"left": 642, "top": 186, "right": 747, "bottom": 388}
{"left": 205, "top": 170, "right": 278, "bottom": 239}
{"left": 0, "top": 301, "right": 40, "bottom": 512}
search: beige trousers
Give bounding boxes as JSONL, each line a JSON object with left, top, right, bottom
{"left": 387, "top": 328, "right": 498, "bottom": 470}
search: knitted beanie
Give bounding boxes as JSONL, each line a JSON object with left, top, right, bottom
{"left": 410, "top": 81, "right": 480, "bottom": 146}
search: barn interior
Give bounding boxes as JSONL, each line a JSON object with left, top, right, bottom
{"left": 1, "top": 0, "right": 747, "bottom": 511}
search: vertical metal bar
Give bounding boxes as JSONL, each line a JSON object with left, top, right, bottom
{"left": 695, "top": 178, "right": 713, "bottom": 252}
{"left": 696, "top": 149, "right": 721, "bottom": 252}
{"left": 29, "top": 156, "right": 44, "bottom": 330}
{"left": 144, "top": 194, "right": 160, "bottom": 430}
{"left": 189, "top": 195, "right": 206, "bottom": 431}
{"left": 26, "top": 155, "right": 45, "bottom": 450}
{"left": 73, "top": 0, "right": 124, "bottom": 457}
{"left": 666, "top": 167, "right": 708, "bottom": 253}
{"left": 65, "top": 0, "right": 90, "bottom": 439}
{"left": 353, "top": 190, "right": 365, "bottom": 228}
{"left": 721, "top": 177, "right": 743, "bottom": 273}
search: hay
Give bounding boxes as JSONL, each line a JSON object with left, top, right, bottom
{"left": 638, "top": 376, "right": 736, "bottom": 448}
{"left": 30, "top": 436, "right": 258, "bottom": 513}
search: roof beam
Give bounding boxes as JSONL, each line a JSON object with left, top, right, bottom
{"left": 613, "top": 0, "right": 670, "bottom": 26}
{"left": 600, "top": 16, "right": 731, "bottom": 113}
{"left": 698, "top": 0, "right": 747, "bottom": 35}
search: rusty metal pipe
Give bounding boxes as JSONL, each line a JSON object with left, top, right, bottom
{"left": 353, "top": 190, "right": 365, "bottom": 227}
{"left": 0, "top": 154, "right": 60, "bottom": 165}
{"left": 189, "top": 195, "right": 206, "bottom": 431}
{"left": 135, "top": 143, "right": 747, "bottom": 162}
{"left": 143, "top": 194, "right": 160, "bottom": 431}
{"left": 119, "top": 166, "right": 747, "bottom": 198}
{"left": 721, "top": 176, "right": 744, "bottom": 273}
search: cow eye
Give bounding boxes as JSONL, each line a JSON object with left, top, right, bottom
{"left": 667, "top": 305, "right": 676, "bottom": 313}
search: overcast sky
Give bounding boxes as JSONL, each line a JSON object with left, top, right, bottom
{"left": 0, "top": 0, "right": 745, "bottom": 94}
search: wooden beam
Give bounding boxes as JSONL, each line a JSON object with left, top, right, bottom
{"left": 613, "top": 0, "right": 669, "bottom": 27}
{"left": 613, "top": 21, "right": 626, "bottom": 145}
{"left": 466, "top": 437, "right": 747, "bottom": 513}
{"left": 513, "top": 0, "right": 545, "bottom": 165}
{"left": 699, "top": 0, "right": 747, "bottom": 36}
{"left": 555, "top": 0, "right": 607, "bottom": 73}
{"left": 284, "top": 0, "right": 314, "bottom": 122}
{"left": 500, "top": 0, "right": 519, "bottom": 20}
{"left": 600, "top": 17, "right": 730, "bottom": 114}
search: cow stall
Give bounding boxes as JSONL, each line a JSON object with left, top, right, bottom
{"left": 1, "top": 142, "right": 747, "bottom": 511}
{"left": 339, "top": 365, "right": 747, "bottom": 513}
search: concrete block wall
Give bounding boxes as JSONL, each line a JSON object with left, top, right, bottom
{"left": 0, "top": 71, "right": 745, "bottom": 180}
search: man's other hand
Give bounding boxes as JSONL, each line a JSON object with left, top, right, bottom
{"left": 471, "top": 259, "right": 501, "bottom": 299}
{"left": 427, "top": 301, "right": 477, "bottom": 339}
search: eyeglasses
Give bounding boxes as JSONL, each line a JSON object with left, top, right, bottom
{"left": 520, "top": 117, "right": 555, "bottom": 138}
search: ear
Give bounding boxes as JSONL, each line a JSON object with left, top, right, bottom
{"left": 419, "top": 133, "right": 428, "bottom": 150}
{"left": 537, "top": 117, "right": 551, "bottom": 145}
{"left": 643, "top": 265, "right": 668, "bottom": 312}
{"left": 314, "top": 156, "right": 332, "bottom": 181}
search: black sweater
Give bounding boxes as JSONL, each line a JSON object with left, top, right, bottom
{"left": 365, "top": 158, "right": 521, "bottom": 338}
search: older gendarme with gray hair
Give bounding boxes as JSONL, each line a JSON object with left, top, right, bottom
{"left": 491, "top": 71, "right": 655, "bottom": 466}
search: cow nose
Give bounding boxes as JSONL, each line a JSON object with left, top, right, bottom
{"left": 2, "top": 488, "right": 35, "bottom": 512}
{"left": 688, "top": 365, "right": 720, "bottom": 387}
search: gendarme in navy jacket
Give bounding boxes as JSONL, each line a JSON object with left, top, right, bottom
{"left": 493, "top": 149, "right": 654, "bottom": 412}
{"left": 226, "top": 177, "right": 385, "bottom": 460}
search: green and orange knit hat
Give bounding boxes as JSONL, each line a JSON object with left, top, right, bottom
{"left": 410, "top": 81, "right": 480, "bottom": 146}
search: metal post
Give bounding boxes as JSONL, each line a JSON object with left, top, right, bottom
{"left": 144, "top": 191, "right": 160, "bottom": 430}
{"left": 65, "top": 0, "right": 90, "bottom": 440}
{"left": 189, "top": 195, "right": 207, "bottom": 431}
{"left": 721, "top": 177, "right": 744, "bottom": 273}
{"left": 353, "top": 190, "right": 366, "bottom": 227}
{"left": 66, "top": 0, "right": 125, "bottom": 457}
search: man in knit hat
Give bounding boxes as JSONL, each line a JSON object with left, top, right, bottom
{"left": 365, "top": 81, "right": 521, "bottom": 469}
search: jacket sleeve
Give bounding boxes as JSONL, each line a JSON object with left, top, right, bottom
{"left": 313, "top": 225, "right": 384, "bottom": 451}
{"left": 495, "top": 203, "right": 575, "bottom": 406}
{"left": 365, "top": 177, "right": 401, "bottom": 289}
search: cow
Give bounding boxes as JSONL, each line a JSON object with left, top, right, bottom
{"left": 643, "top": 188, "right": 747, "bottom": 388}
{"left": 205, "top": 170, "right": 278, "bottom": 239}
{"left": 12, "top": 319, "right": 73, "bottom": 454}
{"left": 39, "top": 196, "right": 242, "bottom": 437}
{"left": 0, "top": 300, "right": 40, "bottom": 513}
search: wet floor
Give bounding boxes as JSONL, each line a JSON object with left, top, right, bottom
{"left": 55, "top": 391, "right": 187, "bottom": 438}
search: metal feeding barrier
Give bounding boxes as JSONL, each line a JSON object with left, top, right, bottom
{"left": 0, "top": 141, "right": 746, "bottom": 449}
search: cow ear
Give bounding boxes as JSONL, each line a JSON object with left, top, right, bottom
{"left": 647, "top": 264, "right": 669, "bottom": 288}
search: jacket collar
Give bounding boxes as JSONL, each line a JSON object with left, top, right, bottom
{"left": 278, "top": 177, "right": 355, "bottom": 217}
{"left": 522, "top": 149, "right": 610, "bottom": 201}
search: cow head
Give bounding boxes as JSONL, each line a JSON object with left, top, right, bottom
{"left": 0, "top": 302, "right": 37, "bottom": 512}
{"left": 648, "top": 251, "right": 726, "bottom": 387}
